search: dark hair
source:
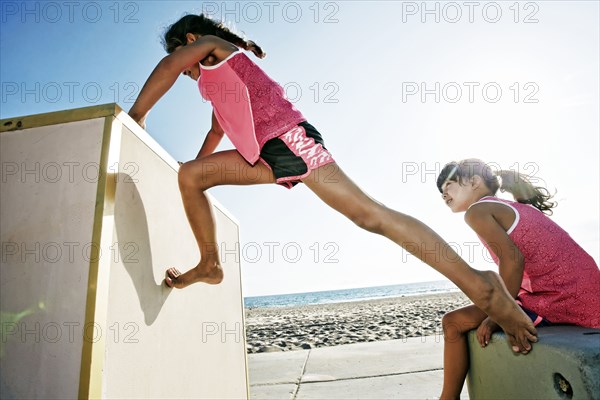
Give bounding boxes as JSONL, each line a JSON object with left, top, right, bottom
{"left": 162, "top": 14, "right": 266, "bottom": 58}
{"left": 436, "top": 158, "right": 557, "bottom": 214}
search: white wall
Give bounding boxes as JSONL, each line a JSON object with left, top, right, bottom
{"left": 0, "top": 105, "right": 248, "bottom": 399}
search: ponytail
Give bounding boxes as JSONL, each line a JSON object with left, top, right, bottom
{"left": 495, "top": 170, "right": 556, "bottom": 215}
{"left": 163, "top": 14, "right": 266, "bottom": 58}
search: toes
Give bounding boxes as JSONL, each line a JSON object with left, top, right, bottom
{"left": 508, "top": 333, "right": 533, "bottom": 354}
{"left": 526, "top": 326, "right": 538, "bottom": 342}
{"left": 521, "top": 337, "right": 533, "bottom": 353}
{"left": 527, "top": 332, "right": 538, "bottom": 343}
{"left": 165, "top": 268, "right": 181, "bottom": 288}
{"left": 508, "top": 336, "right": 523, "bottom": 353}
{"left": 167, "top": 268, "right": 181, "bottom": 279}
{"left": 519, "top": 341, "right": 530, "bottom": 353}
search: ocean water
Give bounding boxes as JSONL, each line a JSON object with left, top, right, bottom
{"left": 244, "top": 280, "right": 460, "bottom": 309}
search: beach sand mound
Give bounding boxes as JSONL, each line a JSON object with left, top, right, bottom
{"left": 245, "top": 292, "right": 470, "bottom": 353}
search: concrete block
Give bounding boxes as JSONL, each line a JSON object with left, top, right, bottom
{"left": 467, "top": 326, "right": 600, "bottom": 399}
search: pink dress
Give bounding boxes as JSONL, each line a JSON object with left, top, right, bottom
{"left": 198, "top": 50, "right": 306, "bottom": 164}
{"left": 473, "top": 196, "right": 600, "bottom": 328}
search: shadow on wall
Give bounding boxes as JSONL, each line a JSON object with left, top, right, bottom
{"left": 113, "top": 172, "right": 171, "bottom": 325}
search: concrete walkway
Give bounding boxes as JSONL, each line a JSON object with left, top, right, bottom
{"left": 248, "top": 335, "right": 469, "bottom": 400}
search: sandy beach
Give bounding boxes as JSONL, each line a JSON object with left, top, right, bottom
{"left": 245, "top": 292, "right": 471, "bottom": 354}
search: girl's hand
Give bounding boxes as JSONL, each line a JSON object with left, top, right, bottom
{"left": 128, "top": 109, "right": 147, "bottom": 130}
{"left": 133, "top": 115, "right": 146, "bottom": 130}
{"left": 476, "top": 317, "right": 500, "bottom": 347}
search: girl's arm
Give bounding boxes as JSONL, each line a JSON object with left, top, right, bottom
{"left": 195, "top": 112, "right": 225, "bottom": 159}
{"left": 464, "top": 202, "right": 525, "bottom": 298}
{"left": 466, "top": 202, "right": 524, "bottom": 346}
{"left": 128, "top": 36, "right": 220, "bottom": 123}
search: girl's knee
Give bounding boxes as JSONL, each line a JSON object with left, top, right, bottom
{"left": 442, "top": 310, "right": 458, "bottom": 328}
{"left": 178, "top": 161, "right": 211, "bottom": 191}
{"left": 442, "top": 309, "right": 469, "bottom": 331}
{"left": 177, "top": 162, "right": 194, "bottom": 188}
{"left": 442, "top": 309, "right": 476, "bottom": 341}
{"left": 353, "top": 214, "right": 383, "bottom": 233}
{"left": 442, "top": 312, "right": 464, "bottom": 342}
{"left": 349, "top": 205, "right": 386, "bottom": 234}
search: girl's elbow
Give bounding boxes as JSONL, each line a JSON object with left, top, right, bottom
{"left": 210, "top": 127, "right": 225, "bottom": 138}
{"left": 158, "top": 56, "right": 184, "bottom": 76}
{"left": 503, "top": 245, "right": 524, "bottom": 266}
{"left": 514, "top": 249, "right": 525, "bottom": 267}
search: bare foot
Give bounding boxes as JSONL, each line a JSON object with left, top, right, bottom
{"left": 164, "top": 259, "right": 224, "bottom": 289}
{"left": 478, "top": 271, "right": 538, "bottom": 353}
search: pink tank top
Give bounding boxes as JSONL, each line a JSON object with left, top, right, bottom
{"left": 473, "top": 196, "right": 600, "bottom": 328}
{"left": 198, "top": 50, "right": 306, "bottom": 164}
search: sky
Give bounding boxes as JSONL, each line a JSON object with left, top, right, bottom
{"left": 1, "top": 1, "right": 598, "bottom": 297}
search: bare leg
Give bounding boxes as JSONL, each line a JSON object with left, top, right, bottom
{"left": 440, "top": 305, "right": 488, "bottom": 400}
{"left": 302, "top": 163, "right": 537, "bottom": 352}
{"left": 166, "top": 150, "right": 276, "bottom": 288}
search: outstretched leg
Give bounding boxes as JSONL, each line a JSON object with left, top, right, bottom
{"left": 302, "top": 162, "right": 537, "bottom": 352}
{"left": 440, "top": 305, "right": 488, "bottom": 400}
{"left": 166, "top": 150, "right": 276, "bottom": 288}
